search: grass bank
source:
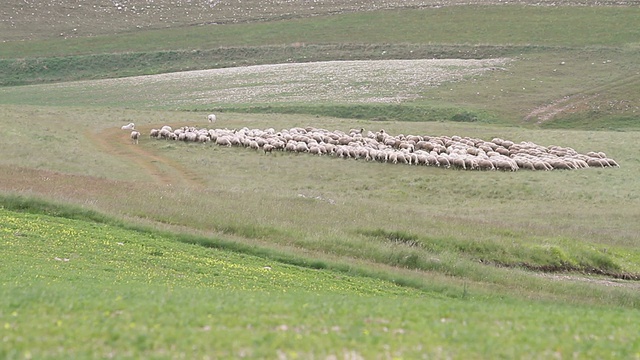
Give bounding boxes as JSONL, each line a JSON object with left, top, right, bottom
{"left": 1, "top": 105, "right": 639, "bottom": 309}
{"left": 2, "top": 200, "right": 640, "bottom": 358}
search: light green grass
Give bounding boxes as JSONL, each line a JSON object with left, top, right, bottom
{"left": 2, "top": 206, "right": 640, "bottom": 359}
{"left": 1, "top": 105, "right": 639, "bottom": 308}
{"left": 1, "top": 2, "right": 640, "bottom": 356}
{"left": 2, "top": 6, "right": 639, "bottom": 57}
{"left": 2, "top": 48, "right": 639, "bottom": 128}
{"left": 1, "top": 5, "right": 638, "bottom": 128}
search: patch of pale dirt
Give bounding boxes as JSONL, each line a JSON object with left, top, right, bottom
{"left": 524, "top": 94, "right": 600, "bottom": 124}
{"left": 536, "top": 273, "right": 640, "bottom": 290}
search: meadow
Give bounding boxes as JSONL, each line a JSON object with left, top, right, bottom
{"left": 1, "top": 0, "right": 640, "bottom": 358}
{"left": 2, "top": 205, "right": 640, "bottom": 358}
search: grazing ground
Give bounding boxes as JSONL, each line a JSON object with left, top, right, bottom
{"left": 0, "top": 58, "right": 511, "bottom": 107}
{"left": 1, "top": 0, "right": 640, "bottom": 358}
{"left": 3, "top": 0, "right": 638, "bottom": 41}
{"left": 2, "top": 206, "right": 640, "bottom": 359}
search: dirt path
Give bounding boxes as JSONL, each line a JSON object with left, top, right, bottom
{"left": 524, "top": 74, "right": 640, "bottom": 124}
{"left": 88, "top": 126, "right": 205, "bottom": 189}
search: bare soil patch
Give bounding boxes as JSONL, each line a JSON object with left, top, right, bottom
{"left": 537, "top": 273, "right": 640, "bottom": 290}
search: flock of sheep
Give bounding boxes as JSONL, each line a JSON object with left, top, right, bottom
{"left": 131, "top": 117, "right": 619, "bottom": 171}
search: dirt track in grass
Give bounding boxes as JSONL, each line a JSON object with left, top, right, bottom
{"left": 524, "top": 73, "right": 640, "bottom": 124}
{"left": 88, "top": 126, "right": 205, "bottom": 189}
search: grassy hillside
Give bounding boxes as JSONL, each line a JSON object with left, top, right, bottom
{"left": 3, "top": 5, "right": 639, "bottom": 54}
{"left": 1, "top": 5, "right": 638, "bottom": 127}
{"left": 3, "top": 201, "right": 640, "bottom": 358}
{"left": 4, "top": 0, "right": 636, "bottom": 42}
{"left": 1, "top": 105, "right": 639, "bottom": 304}
{"left": 1, "top": 1, "right": 640, "bottom": 356}
{"left": 2, "top": 47, "right": 638, "bottom": 129}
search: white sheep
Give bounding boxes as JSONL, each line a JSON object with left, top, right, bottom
{"left": 349, "top": 128, "right": 364, "bottom": 135}
{"left": 147, "top": 124, "right": 620, "bottom": 173}
{"left": 262, "top": 144, "right": 275, "bottom": 154}
{"left": 159, "top": 128, "right": 172, "bottom": 139}
{"left": 215, "top": 136, "right": 232, "bottom": 147}
{"left": 121, "top": 123, "right": 135, "bottom": 130}
{"left": 130, "top": 130, "right": 141, "bottom": 144}
{"left": 207, "top": 114, "right": 217, "bottom": 123}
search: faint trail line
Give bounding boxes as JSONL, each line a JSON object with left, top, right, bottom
{"left": 88, "top": 126, "right": 205, "bottom": 189}
{"left": 524, "top": 74, "right": 640, "bottom": 124}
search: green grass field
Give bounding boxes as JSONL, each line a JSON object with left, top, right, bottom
{"left": 1, "top": 0, "right": 640, "bottom": 358}
{"left": 3, "top": 205, "right": 639, "bottom": 359}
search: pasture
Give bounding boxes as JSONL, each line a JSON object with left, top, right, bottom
{"left": 2, "top": 205, "right": 640, "bottom": 358}
{"left": 1, "top": 0, "right": 640, "bottom": 358}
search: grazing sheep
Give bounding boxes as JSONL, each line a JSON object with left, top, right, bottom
{"left": 518, "top": 159, "right": 536, "bottom": 171}
{"left": 121, "top": 123, "right": 135, "bottom": 130}
{"left": 130, "top": 130, "right": 140, "bottom": 144}
{"left": 495, "top": 147, "right": 510, "bottom": 156}
{"left": 398, "top": 142, "right": 415, "bottom": 153}
{"left": 533, "top": 161, "right": 552, "bottom": 171}
{"left": 215, "top": 136, "right": 232, "bottom": 147}
{"left": 207, "top": 114, "right": 217, "bottom": 123}
{"left": 463, "top": 156, "right": 478, "bottom": 170}
{"left": 148, "top": 124, "right": 619, "bottom": 174}
{"left": 285, "top": 141, "right": 297, "bottom": 152}
{"left": 197, "top": 134, "right": 211, "bottom": 143}
{"left": 249, "top": 140, "right": 260, "bottom": 150}
{"left": 436, "top": 155, "right": 451, "bottom": 168}
{"left": 263, "top": 144, "right": 275, "bottom": 154}
{"left": 295, "top": 142, "right": 310, "bottom": 153}
{"left": 451, "top": 156, "right": 466, "bottom": 170}
{"left": 477, "top": 158, "right": 495, "bottom": 171}
{"left": 388, "top": 152, "right": 399, "bottom": 164}
{"left": 309, "top": 145, "right": 324, "bottom": 155}
{"left": 605, "top": 158, "right": 619, "bottom": 167}
{"left": 185, "top": 132, "right": 198, "bottom": 142}
{"left": 587, "top": 158, "right": 610, "bottom": 167}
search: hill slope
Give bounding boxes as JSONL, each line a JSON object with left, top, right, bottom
{"left": 3, "top": 205, "right": 640, "bottom": 358}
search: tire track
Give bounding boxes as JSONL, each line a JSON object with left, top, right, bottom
{"left": 524, "top": 74, "right": 640, "bottom": 124}
{"left": 88, "top": 125, "right": 205, "bottom": 189}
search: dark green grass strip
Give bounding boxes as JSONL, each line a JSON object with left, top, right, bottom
{"left": 195, "top": 104, "right": 498, "bottom": 124}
